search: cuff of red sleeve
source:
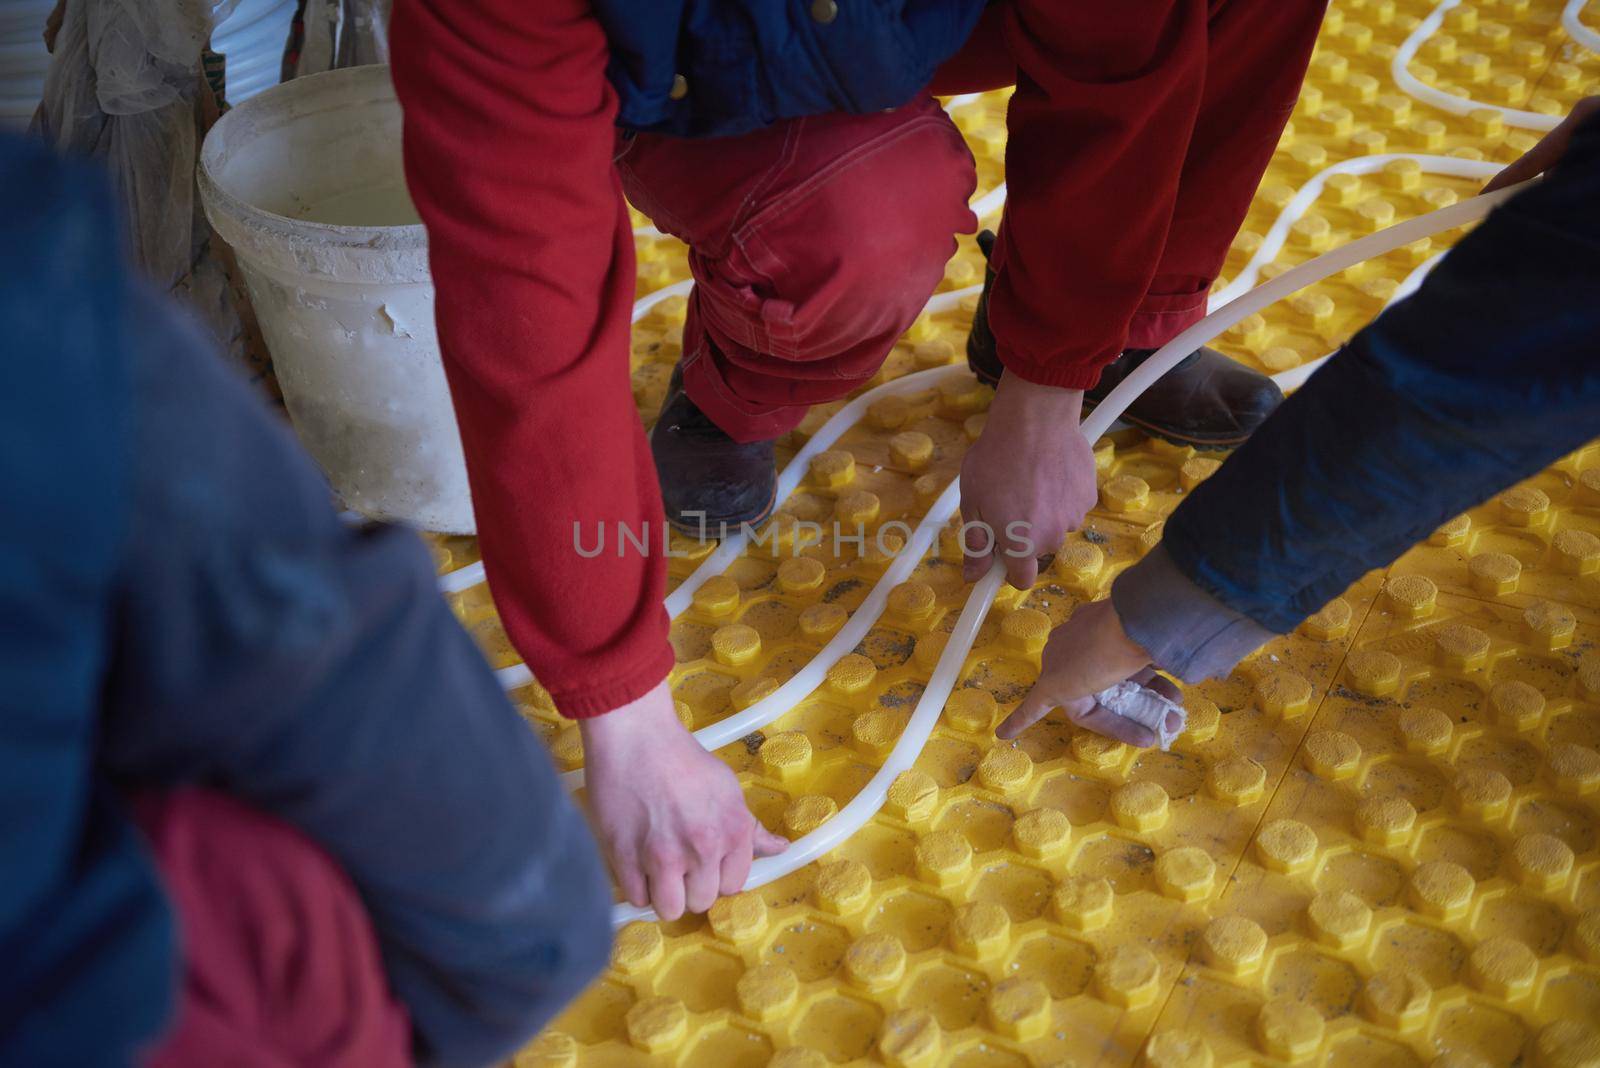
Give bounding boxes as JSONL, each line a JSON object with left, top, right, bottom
{"left": 545, "top": 643, "right": 677, "bottom": 719}
{"left": 1110, "top": 542, "right": 1277, "bottom": 684}
{"left": 996, "top": 345, "right": 1114, "bottom": 390}
{"left": 1125, "top": 290, "right": 1209, "bottom": 352}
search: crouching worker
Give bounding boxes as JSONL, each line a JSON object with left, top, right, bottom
{"left": 0, "top": 135, "right": 610, "bottom": 1066}
{"left": 998, "top": 98, "right": 1600, "bottom": 743}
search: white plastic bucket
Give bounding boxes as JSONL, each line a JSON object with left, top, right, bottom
{"left": 198, "top": 64, "right": 475, "bottom": 532}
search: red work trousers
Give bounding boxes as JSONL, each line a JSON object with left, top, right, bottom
{"left": 136, "top": 790, "right": 412, "bottom": 1067}
{"left": 620, "top": 0, "right": 1326, "bottom": 442}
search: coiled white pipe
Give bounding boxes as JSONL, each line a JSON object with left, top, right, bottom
{"left": 612, "top": 177, "right": 1531, "bottom": 925}
{"left": 1564, "top": 0, "right": 1600, "bottom": 55}
{"left": 1269, "top": 251, "right": 1444, "bottom": 392}
{"left": 1392, "top": 0, "right": 1561, "bottom": 132}
{"left": 970, "top": 182, "right": 1007, "bottom": 221}
{"left": 564, "top": 471, "right": 963, "bottom": 783}
{"left": 662, "top": 365, "right": 965, "bottom": 618}
{"left": 438, "top": 559, "right": 487, "bottom": 595}
{"left": 1208, "top": 155, "right": 1500, "bottom": 309}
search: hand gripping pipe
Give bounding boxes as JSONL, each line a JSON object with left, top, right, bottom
{"left": 449, "top": 154, "right": 1469, "bottom": 599}
{"left": 444, "top": 199, "right": 1002, "bottom": 605}
{"left": 611, "top": 177, "right": 1531, "bottom": 925}
{"left": 552, "top": 284, "right": 990, "bottom": 772}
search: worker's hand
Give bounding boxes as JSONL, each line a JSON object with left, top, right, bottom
{"left": 998, "top": 599, "right": 1182, "bottom": 746}
{"left": 581, "top": 681, "right": 787, "bottom": 919}
{"left": 961, "top": 376, "right": 1098, "bottom": 589}
{"left": 1484, "top": 96, "right": 1599, "bottom": 193}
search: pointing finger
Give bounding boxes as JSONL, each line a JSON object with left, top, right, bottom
{"left": 997, "top": 684, "right": 1062, "bottom": 740}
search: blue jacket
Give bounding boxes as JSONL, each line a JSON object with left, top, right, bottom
{"left": 593, "top": 0, "right": 986, "bottom": 137}
{"left": 0, "top": 136, "right": 610, "bottom": 1067}
{"left": 1113, "top": 107, "right": 1600, "bottom": 680}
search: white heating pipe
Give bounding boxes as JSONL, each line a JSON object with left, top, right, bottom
{"left": 563, "top": 473, "right": 963, "bottom": 784}
{"left": 662, "top": 365, "right": 965, "bottom": 619}
{"left": 1565, "top": 0, "right": 1600, "bottom": 55}
{"left": 1270, "top": 251, "right": 1444, "bottom": 392}
{"left": 1391, "top": 0, "right": 1560, "bottom": 132}
{"left": 611, "top": 178, "right": 1530, "bottom": 925}
{"left": 1208, "top": 155, "right": 1499, "bottom": 309}
{"left": 448, "top": 154, "right": 1484, "bottom": 594}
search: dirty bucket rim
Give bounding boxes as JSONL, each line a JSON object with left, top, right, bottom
{"left": 199, "top": 64, "right": 427, "bottom": 252}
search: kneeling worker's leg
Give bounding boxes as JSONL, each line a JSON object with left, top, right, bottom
{"left": 620, "top": 98, "right": 978, "bottom": 527}
{"left": 135, "top": 789, "right": 412, "bottom": 1067}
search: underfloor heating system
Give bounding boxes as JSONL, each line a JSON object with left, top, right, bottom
{"left": 429, "top": 2, "right": 1600, "bottom": 1065}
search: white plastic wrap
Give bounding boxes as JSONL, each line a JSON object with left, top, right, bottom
{"left": 288, "top": 0, "right": 389, "bottom": 78}
{"left": 212, "top": 0, "right": 296, "bottom": 103}
{"left": 0, "top": 0, "right": 58, "bottom": 128}
{"left": 1094, "top": 680, "right": 1187, "bottom": 750}
{"left": 33, "top": 0, "right": 212, "bottom": 290}
{"left": 30, "top": 0, "right": 301, "bottom": 377}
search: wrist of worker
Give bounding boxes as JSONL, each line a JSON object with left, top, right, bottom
{"left": 578, "top": 679, "right": 687, "bottom": 754}
{"left": 579, "top": 679, "right": 676, "bottom": 738}
{"left": 988, "top": 374, "right": 1084, "bottom": 430}
{"left": 1109, "top": 543, "right": 1277, "bottom": 684}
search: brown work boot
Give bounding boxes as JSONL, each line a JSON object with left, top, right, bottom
{"left": 964, "top": 229, "right": 1283, "bottom": 449}
{"left": 1083, "top": 346, "right": 1283, "bottom": 449}
{"left": 650, "top": 366, "right": 778, "bottom": 534}
{"left": 966, "top": 229, "right": 1005, "bottom": 387}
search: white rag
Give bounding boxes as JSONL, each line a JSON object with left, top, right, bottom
{"left": 1093, "top": 680, "right": 1186, "bottom": 750}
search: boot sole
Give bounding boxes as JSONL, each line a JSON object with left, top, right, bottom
{"left": 967, "top": 364, "right": 1252, "bottom": 450}
{"left": 1080, "top": 397, "right": 1253, "bottom": 451}
{"left": 664, "top": 482, "right": 779, "bottom": 538}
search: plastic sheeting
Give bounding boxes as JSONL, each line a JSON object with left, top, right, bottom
{"left": 2, "top": 0, "right": 293, "bottom": 125}
{"left": 288, "top": 0, "right": 390, "bottom": 78}
{"left": 214, "top": 0, "right": 296, "bottom": 103}
{"left": 33, "top": 0, "right": 213, "bottom": 290}
{"left": 0, "top": 1, "right": 57, "bottom": 128}
{"left": 28, "top": 0, "right": 293, "bottom": 390}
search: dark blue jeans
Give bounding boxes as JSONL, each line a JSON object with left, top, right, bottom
{"left": 1164, "top": 108, "right": 1600, "bottom": 630}
{"left": 0, "top": 134, "right": 609, "bottom": 1068}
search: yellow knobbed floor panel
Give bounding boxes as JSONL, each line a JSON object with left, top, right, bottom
{"left": 421, "top": 0, "right": 1600, "bottom": 1063}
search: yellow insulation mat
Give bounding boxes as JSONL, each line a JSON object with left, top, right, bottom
{"left": 426, "top": 0, "right": 1600, "bottom": 1063}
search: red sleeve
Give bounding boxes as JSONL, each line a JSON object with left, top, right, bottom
{"left": 989, "top": 0, "right": 1209, "bottom": 388}
{"left": 390, "top": 0, "right": 673, "bottom": 717}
